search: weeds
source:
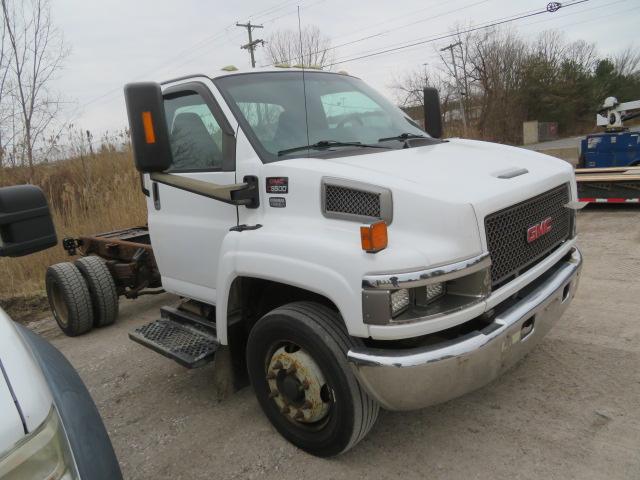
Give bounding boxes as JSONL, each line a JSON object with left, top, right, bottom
{"left": 0, "top": 149, "right": 146, "bottom": 301}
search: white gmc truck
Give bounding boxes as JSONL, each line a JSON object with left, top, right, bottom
{"left": 50, "top": 67, "right": 583, "bottom": 457}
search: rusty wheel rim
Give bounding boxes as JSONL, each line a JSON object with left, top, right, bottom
{"left": 266, "top": 342, "right": 333, "bottom": 427}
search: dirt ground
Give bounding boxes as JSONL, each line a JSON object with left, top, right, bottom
{"left": 27, "top": 205, "right": 640, "bottom": 480}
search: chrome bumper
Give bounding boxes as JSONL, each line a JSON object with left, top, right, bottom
{"left": 347, "top": 247, "right": 582, "bottom": 411}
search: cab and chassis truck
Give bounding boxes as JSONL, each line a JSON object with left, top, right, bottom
{"left": 46, "top": 68, "right": 583, "bottom": 457}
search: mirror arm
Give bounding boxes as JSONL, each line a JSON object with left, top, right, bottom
{"left": 149, "top": 173, "right": 259, "bottom": 208}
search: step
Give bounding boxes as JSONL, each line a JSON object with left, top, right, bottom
{"left": 129, "top": 318, "right": 219, "bottom": 369}
{"left": 160, "top": 305, "right": 216, "bottom": 335}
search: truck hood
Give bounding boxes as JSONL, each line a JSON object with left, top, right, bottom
{"left": 326, "top": 138, "right": 575, "bottom": 211}
{"left": 0, "top": 309, "right": 52, "bottom": 455}
{"left": 259, "top": 137, "right": 575, "bottom": 269}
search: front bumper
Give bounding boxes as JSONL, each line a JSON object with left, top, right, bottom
{"left": 347, "top": 247, "right": 582, "bottom": 411}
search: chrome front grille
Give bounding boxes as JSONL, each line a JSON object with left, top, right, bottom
{"left": 485, "top": 183, "right": 572, "bottom": 286}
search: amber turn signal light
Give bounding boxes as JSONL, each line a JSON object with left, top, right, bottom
{"left": 361, "top": 221, "right": 388, "bottom": 253}
{"left": 141, "top": 111, "right": 156, "bottom": 144}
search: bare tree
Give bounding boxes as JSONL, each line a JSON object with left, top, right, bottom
{"left": 390, "top": 67, "right": 452, "bottom": 107}
{"left": 265, "top": 25, "right": 333, "bottom": 68}
{"left": 613, "top": 45, "right": 640, "bottom": 76}
{"left": 1, "top": 0, "right": 68, "bottom": 176}
{"left": 0, "top": 14, "right": 12, "bottom": 167}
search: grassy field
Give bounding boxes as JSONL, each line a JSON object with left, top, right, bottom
{"left": 0, "top": 149, "right": 147, "bottom": 317}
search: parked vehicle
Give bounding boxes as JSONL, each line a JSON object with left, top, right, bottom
{"left": 576, "top": 96, "right": 640, "bottom": 203}
{"left": 50, "top": 67, "right": 583, "bottom": 457}
{"left": 0, "top": 185, "right": 122, "bottom": 479}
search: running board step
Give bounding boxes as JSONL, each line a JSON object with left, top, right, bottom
{"left": 129, "top": 318, "right": 219, "bottom": 369}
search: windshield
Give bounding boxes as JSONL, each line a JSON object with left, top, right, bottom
{"left": 214, "top": 71, "right": 428, "bottom": 163}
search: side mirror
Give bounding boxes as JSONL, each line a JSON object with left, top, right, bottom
{"left": 0, "top": 185, "right": 57, "bottom": 257}
{"left": 423, "top": 87, "right": 443, "bottom": 139}
{"left": 124, "top": 82, "right": 173, "bottom": 173}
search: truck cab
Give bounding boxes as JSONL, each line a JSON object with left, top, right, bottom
{"left": 115, "top": 67, "right": 584, "bottom": 457}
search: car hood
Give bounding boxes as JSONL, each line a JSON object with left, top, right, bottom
{"left": 0, "top": 309, "right": 52, "bottom": 455}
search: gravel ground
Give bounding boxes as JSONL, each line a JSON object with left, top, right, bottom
{"left": 28, "top": 205, "right": 640, "bottom": 480}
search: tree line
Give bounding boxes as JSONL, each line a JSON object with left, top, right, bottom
{"left": 392, "top": 28, "right": 640, "bottom": 144}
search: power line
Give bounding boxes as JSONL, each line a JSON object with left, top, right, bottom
{"left": 331, "top": 0, "right": 620, "bottom": 67}
{"left": 328, "top": 0, "right": 591, "bottom": 67}
{"left": 516, "top": 0, "right": 631, "bottom": 30}
{"left": 54, "top": 0, "right": 301, "bottom": 134}
{"left": 260, "top": 0, "right": 492, "bottom": 67}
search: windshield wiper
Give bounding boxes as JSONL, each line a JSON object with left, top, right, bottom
{"left": 278, "top": 140, "right": 390, "bottom": 156}
{"left": 378, "top": 132, "right": 428, "bottom": 142}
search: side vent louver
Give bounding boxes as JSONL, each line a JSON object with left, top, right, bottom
{"left": 325, "top": 185, "right": 381, "bottom": 218}
{"left": 321, "top": 178, "right": 392, "bottom": 224}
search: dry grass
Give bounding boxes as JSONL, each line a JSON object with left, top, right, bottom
{"left": 0, "top": 149, "right": 147, "bottom": 306}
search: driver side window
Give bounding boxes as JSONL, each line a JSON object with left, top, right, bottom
{"left": 164, "top": 92, "right": 225, "bottom": 172}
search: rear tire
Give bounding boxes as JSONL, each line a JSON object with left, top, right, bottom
{"left": 45, "top": 262, "right": 94, "bottom": 336}
{"left": 246, "top": 301, "right": 379, "bottom": 457}
{"left": 75, "top": 256, "right": 119, "bottom": 327}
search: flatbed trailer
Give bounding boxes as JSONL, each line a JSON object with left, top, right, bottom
{"left": 575, "top": 166, "right": 640, "bottom": 203}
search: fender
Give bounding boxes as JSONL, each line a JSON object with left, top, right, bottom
{"left": 215, "top": 227, "right": 364, "bottom": 344}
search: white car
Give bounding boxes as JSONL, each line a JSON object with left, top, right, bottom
{"left": 0, "top": 185, "right": 121, "bottom": 479}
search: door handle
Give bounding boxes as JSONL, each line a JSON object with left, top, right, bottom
{"left": 152, "top": 182, "right": 161, "bottom": 210}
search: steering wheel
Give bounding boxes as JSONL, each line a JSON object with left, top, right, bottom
{"left": 337, "top": 114, "right": 364, "bottom": 129}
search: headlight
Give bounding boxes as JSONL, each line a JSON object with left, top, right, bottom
{"left": 390, "top": 288, "right": 410, "bottom": 317}
{"left": 362, "top": 258, "right": 492, "bottom": 325}
{"left": 0, "top": 406, "right": 79, "bottom": 480}
{"left": 423, "top": 283, "right": 445, "bottom": 304}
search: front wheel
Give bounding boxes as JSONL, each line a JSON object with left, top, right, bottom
{"left": 246, "top": 301, "right": 379, "bottom": 457}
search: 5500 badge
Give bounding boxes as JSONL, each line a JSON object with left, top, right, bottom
{"left": 266, "top": 177, "right": 288, "bottom": 194}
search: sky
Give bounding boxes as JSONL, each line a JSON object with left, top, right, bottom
{"left": 50, "top": 0, "right": 640, "bottom": 140}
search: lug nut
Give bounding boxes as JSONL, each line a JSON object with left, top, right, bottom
{"left": 294, "top": 411, "right": 305, "bottom": 421}
{"left": 266, "top": 371, "right": 276, "bottom": 380}
{"left": 302, "top": 400, "right": 312, "bottom": 410}
{"left": 286, "top": 365, "right": 297, "bottom": 375}
{"left": 302, "top": 379, "right": 310, "bottom": 390}
{"left": 272, "top": 361, "right": 283, "bottom": 370}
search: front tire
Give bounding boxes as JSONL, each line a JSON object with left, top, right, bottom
{"left": 246, "top": 301, "right": 379, "bottom": 457}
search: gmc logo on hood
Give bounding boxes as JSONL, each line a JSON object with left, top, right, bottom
{"left": 527, "top": 217, "right": 552, "bottom": 243}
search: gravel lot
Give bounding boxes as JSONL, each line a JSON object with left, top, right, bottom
{"left": 28, "top": 205, "right": 640, "bottom": 480}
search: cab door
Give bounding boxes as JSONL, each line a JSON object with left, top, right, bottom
{"left": 144, "top": 81, "right": 238, "bottom": 304}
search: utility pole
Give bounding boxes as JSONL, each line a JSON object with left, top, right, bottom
{"left": 236, "top": 21, "right": 265, "bottom": 68}
{"left": 422, "top": 62, "right": 429, "bottom": 88}
{"left": 440, "top": 41, "right": 467, "bottom": 135}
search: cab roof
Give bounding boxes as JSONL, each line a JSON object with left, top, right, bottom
{"left": 161, "top": 66, "right": 354, "bottom": 85}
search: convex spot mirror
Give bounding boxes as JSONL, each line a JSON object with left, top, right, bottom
{"left": 124, "top": 82, "right": 173, "bottom": 173}
{"left": 0, "top": 185, "right": 57, "bottom": 257}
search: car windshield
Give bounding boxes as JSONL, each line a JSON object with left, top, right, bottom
{"left": 214, "top": 71, "right": 428, "bottom": 163}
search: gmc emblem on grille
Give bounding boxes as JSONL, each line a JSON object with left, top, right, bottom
{"left": 527, "top": 217, "right": 552, "bottom": 243}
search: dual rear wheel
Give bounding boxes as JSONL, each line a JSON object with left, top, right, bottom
{"left": 45, "top": 256, "right": 119, "bottom": 336}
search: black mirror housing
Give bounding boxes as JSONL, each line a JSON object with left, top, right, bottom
{"left": 423, "top": 87, "right": 443, "bottom": 139}
{"left": 0, "top": 185, "right": 57, "bottom": 257}
{"left": 124, "top": 82, "right": 173, "bottom": 173}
